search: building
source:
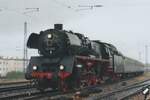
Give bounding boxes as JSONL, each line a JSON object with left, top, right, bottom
{"left": 0, "top": 57, "right": 25, "bottom": 77}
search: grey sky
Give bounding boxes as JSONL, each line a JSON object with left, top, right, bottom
{"left": 0, "top": 0, "right": 150, "bottom": 63}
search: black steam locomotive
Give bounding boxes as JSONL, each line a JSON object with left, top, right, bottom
{"left": 25, "top": 24, "right": 144, "bottom": 92}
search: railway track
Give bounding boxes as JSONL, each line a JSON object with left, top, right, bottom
{"left": 23, "top": 90, "right": 61, "bottom": 100}
{"left": 0, "top": 84, "right": 30, "bottom": 93}
{"left": 0, "top": 80, "right": 29, "bottom": 86}
{"left": 0, "top": 87, "right": 67, "bottom": 100}
{"left": 0, "top": 80, "right": 29, "bottom": 90}
{"left": 0, "top": 76, "right": 150, "bottom": 100}
{"left": 48, "top": 78, "right": 150, "bottom": 100}
{"left": 0, "top": 81, "right": 64, "bottom": 100}
{"left": 84, "top": 79, "right": 150, "bottom": 100}
{"left": 0, "top": 80, "right": 30, "bottom": 93}
{"left": 0, "top": 80, "right": 32, "bottom": 100}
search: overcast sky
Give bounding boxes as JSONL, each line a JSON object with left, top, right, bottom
{"left": 0, "top": 0, "right": 150, "bottom": 63}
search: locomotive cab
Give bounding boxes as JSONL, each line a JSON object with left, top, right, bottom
{"left": 92, "top": 40, "right": 114, "bottom": 59}
{"left": 91, "top": 40, "right": 125, "bottom": 80}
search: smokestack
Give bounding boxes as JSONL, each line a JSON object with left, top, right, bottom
{"left": 54, "top": 24, "right": 63, "bottom": 30}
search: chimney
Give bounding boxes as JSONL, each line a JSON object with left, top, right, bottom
{"left": 54, "top": 24, "right": 63, "bottom": 30}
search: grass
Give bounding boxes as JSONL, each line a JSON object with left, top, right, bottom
{"left": 5, "top": 71, "right": 24, "bottom": 80}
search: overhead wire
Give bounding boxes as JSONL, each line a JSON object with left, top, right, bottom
{"left": 51, "top": 0, "right": 103, "bottom": 12}
{"left": 51, "top": 0, "right": 73, "bottom": 10}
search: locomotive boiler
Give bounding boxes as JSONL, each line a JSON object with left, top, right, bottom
{"left": 25, "top": 24, "right": 144, "bottom": 92}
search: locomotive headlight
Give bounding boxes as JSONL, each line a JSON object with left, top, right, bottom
{"left": 47, "top": 34, "right": 52, "bottom": 39}
{"left": 76, "top": 64, "right": 83, "bottom": 68}
{"left": 33, "top": 65, "right": 37, "bottom": 70}
{"left": 59, "top": 65, "right": 64, "bottom": 70}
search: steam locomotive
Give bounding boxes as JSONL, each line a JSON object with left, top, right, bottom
{"left": 25, "top": 24, "right": 144, "bottom": 92}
